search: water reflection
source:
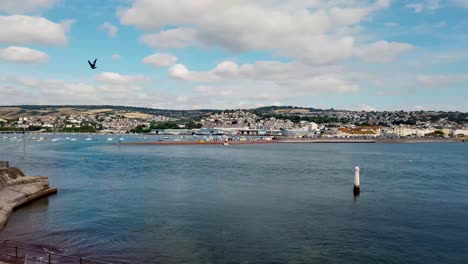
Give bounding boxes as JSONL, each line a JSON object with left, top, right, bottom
{"left": 353, "top": 193, "right": 360, "bottom": 208}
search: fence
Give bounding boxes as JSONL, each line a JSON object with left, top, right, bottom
{"left": 0, "top": 243, "right": 113, "bottom": 264}
{"left": 0, "top": 161, "right": 9, "bottom": 168}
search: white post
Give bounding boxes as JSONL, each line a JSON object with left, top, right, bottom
{"left": 353, "top": 165, "right": 360, "bottom": 195}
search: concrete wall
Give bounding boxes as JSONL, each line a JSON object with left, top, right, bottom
{"left": 0, "top": 167, "right": 57, "bottom": 231}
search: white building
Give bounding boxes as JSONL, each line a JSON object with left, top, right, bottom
{"left": 415, "top": 128, "right": 435, "bottom": 136}
{"left": 391, "top": 125, "right": 416, "bottom": 137}
{"left": 68, "top": 119, "right": 81, "bottom": 124}
{"left": 389, "top": 125, "right": 440, "bottom": 137}
{"left": 308, "top": 122, "right": 319, "bottom": 131}
{"left": 453, "top": 128, "right": 468, "bottom": 136}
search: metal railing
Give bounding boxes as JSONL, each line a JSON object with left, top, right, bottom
{"left": 0, "top": 160, "right": 9, "bottom": 168}
{"left": 0, "top": 243, "right": 114, "bottom": 264}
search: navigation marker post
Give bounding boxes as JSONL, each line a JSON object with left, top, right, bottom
{"left": 353, "top": 165, "right": 360, "bottom": 196}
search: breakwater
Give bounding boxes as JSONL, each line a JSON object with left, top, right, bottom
{"left": 0, "top": 164, "right": 57, "bottom": 231}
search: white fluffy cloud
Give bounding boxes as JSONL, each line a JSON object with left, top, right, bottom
{"left": 140, "top": 28, "right": 199, "bottom": 49}
{"left": 118, "top": 0, "right": 414, "bottom": 107}
{"left": 95, "top": 72, "right": 150, "bottom": 85}
{"left": 121, "top": 0, "right": 396, "bottom": 64}
{"left": 188, "top": 75, "right": 360, "bottom": 108}
{"left": 169, "top": 64, "right": 222, "bottom": 82}
{"left": 416, "top": 74, "right": 467, "bottom": 87}
{"left": 194, "top": 86, "right": 233, "bottom": 97}
{"left": 355, "top": 104, "right": 377, "bottom": 111}
{"left": 143, "top": 53, "right": 177, "bottom": 67}
{"left": 0, "top": 15, "right": 74, "bottom": 45}
{"left": 4, "top": 77, "right": 139, "bottom": 105}
{"left": 355, "top": 41, "right": 413, "bottom": 63}
{"left": 170, "top": 60, "right": 359, "bottom": 96}
{"left": 100, "top": 22, "right": 118, "bottom": 37}
{"left": 0, "top": 46, "right": 49, "bottom": 63}
{"left": 0, "top": 76, "right": 209, "bottom": 109}
{"left": 0, "top": 0, "right": 57, "bottom": 13}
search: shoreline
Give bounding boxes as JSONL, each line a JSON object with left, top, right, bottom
{"left": 116, "top": 138, "right": 464, "bottom": 146}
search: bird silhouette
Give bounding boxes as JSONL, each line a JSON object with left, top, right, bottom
{"left": 88, "top": 59, "right": 97, "bottom": 69}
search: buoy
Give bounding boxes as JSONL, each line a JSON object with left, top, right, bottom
{"left": 353, "top": 165, "right": 360, "bottom": 196}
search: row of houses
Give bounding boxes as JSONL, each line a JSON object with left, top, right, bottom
{"left": 384, "top": 125, "right": 468, "bottom": 137}
{"left": 337, "top": 125, "right": 468, "bottom": 138}
{"left": 150, "top": 125, "right": 468, "bottom": 138}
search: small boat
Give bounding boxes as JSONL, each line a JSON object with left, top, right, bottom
{"left": 85, "top": 137, "right": 93, "bottom": 141}
{"left": 223, "top": 142, "right": 229, "bottom": 146}
{"left": 70, "top": 138, "right": 77, "bottom": 141}
{"left": 107, "top": 137, "right": 113, "bottom": 141}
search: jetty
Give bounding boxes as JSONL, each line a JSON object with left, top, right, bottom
{"left": 0, "top": 161, "right": 57, "bottom": 231}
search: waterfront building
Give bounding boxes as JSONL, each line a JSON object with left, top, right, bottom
{"left": 391, "top": 125, "right": 417, "bottom": 137}
{"left": 196, "top": 128, "right": 224, "bottom": 135}
{"left": 308, "top": 122, "right": 319, "bottom": 131}
{"left": 281, "top": 129, "right": 312, "bottom": 137}
{"left": 453, "top": 128, "right": 468, "bottom": 137}
{"left": 337, "top": 126, "right": 382, "bottom": 137}
{"left": 415, "top": 128, "right": 435, "bottom": 137}
{"left": 239, "top": 129, "right": 260, "bottom": 135}
{"left": 433, "top": 126, "right": 453, "bottom": 136}
{"left": 162, "top": 129, "right": 193, "bottom": 135}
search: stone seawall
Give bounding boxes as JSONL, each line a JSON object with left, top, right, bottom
{"left": 0, "top": 167, "right": 57, "bottom": 231}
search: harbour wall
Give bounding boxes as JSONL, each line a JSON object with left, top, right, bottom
{"left": 0, "top": 165, "right": 57, "bottom": 231}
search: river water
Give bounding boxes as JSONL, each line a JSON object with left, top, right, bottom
{"left": 0, "top": 134, "right": 467, "bottom": 263}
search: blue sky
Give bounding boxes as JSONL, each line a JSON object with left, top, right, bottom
{"left": 0, "top": 0, "right": 467, "bottom": 111}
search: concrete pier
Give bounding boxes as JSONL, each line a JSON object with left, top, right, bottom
{"left": 353, "top": 165, "right": 360, "bottom": 196}
{"left": 0, "top": 165, "right": 57, "bottom": 231}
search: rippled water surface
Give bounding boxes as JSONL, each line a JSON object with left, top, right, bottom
{"left": 0, "top": 134, "right": 467, "bottom": 263}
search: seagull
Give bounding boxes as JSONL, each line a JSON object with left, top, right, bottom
{"left": 88, "top": 59, "right": 97, "bottom": 69}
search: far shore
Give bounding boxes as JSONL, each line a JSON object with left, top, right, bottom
{"left": 116, "top": 137, "right": 466, "bottom": 146}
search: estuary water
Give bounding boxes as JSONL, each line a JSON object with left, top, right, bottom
{"left": 0, "top": 134, "right": 467, "bottom": 263}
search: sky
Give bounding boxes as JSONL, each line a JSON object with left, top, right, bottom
{"left": 0, "top": 0, "right": 467, "bottom": 111}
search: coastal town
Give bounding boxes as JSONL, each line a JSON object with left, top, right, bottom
{"left": 1, "top": 106, "right": 467, "bottom": 139}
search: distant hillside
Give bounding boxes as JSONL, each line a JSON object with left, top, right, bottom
{"left": 251, "top": 106, "right": 324, "bottom": 114}
{"left": 0, "top": 105, "right": 216, "bottom": 121}
{"left": 1, "top": 105, "right": 466, "bottom": 125}
{"left": 0, "top": 105, "right": 327, "bottom": 122}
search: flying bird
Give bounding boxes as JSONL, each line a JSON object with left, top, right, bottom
{"left": 88, "top": 59, "right": 97, "bottom": 69}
